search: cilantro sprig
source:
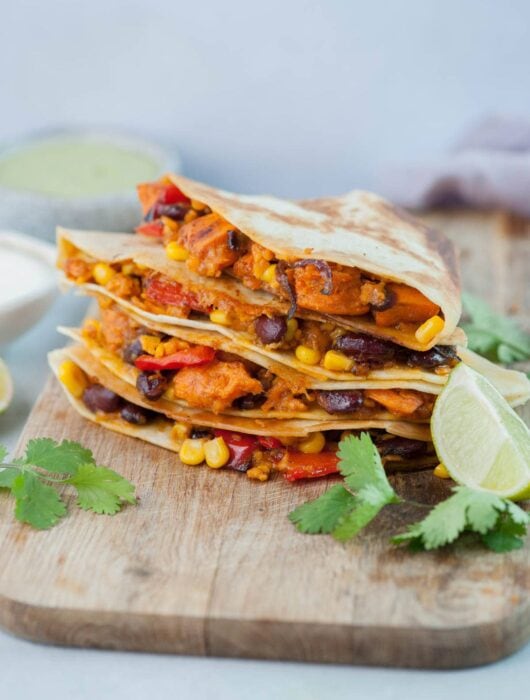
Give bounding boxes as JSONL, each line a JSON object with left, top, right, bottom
{"left": 0, "top": 438, "right": 136, "bottom": 529}
{"left": 289, "top": 434, "right": 529, "bottom": 553}
{"left": 462, "top": 292, "right": 530, "bottom": 364}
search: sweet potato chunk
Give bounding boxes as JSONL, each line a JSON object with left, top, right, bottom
{"left": 179, "top": 213, "right": 240, "bottom": 277}
{"left": 293, "top": 265, "right": 370, "bottom": 315}
{"left": 374, "top": 283, "right": 439, "bottom": 327}
{"left": 365, "top": 389, "right": 425, "bottom": 416}
{"left": 172, "top": 360, "right": 263, "bottom": 413}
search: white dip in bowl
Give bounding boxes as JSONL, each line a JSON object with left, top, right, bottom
{"left": 0, "top": 231, "right": 57, "bottom": 345}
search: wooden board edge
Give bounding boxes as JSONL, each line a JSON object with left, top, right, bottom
{"left": 1, "top": 593, "right": 528, "bottom": 668}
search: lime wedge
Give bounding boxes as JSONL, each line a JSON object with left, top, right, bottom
{"left": 431, "top": 363, "right": 530, "bottom": 500}
{"left": 0, "top": 357, "right": 13, "bottom": 413}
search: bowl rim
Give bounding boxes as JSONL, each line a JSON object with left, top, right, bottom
{"left": 0, "top": 126, "right": 182, "bottom": 202}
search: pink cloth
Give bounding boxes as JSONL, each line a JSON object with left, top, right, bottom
{"left": 380, "top": 116, "right": 530, "bottom": 216}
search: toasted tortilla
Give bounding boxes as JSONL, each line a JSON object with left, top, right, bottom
{"left": 49, "top": 348, "right": 435, "bottom": 473}
{"left": 169, "top": 175, "right": 461, "bottom": 345}
{"left": 57, "top": 227, "right": 466, "bottom": 351}
{"left": 50, "top": 344, "right": 432, "bottom": 441}
{"left": 60, "top": 328, "right": 432, "bottom": 423}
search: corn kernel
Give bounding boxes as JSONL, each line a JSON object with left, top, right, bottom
{"left": 179, "top": 438, "right": 206, "bottom": 466}
{"left": 191, "top": 199, "right": 206, "bottom": 211}
{"left": 298, "top": 431, "right": 326, "bottom": 454}
{"left": 285, "top": 318, "right": 298, "bottom": 342}
{"left": 209, "top": 309, "right": 230, "bottom": 326}
{"left": 295, "top": 345, "right": 321, "bottom": 365}
{"left": 139, "top": 335, "right": 161, "bottom": 355}
{"left": 433, "top": 463, "right": 451, "bottom": 479}
{"left": 171, "top": 422, "right": 190, "bottom": 443}
{"left": 166, "top": 241, "right": 189, "bottom": 262}
{"left": 92, "top": 263, "right": 116, "bottom": 286}
{"left": 415, "top": 315, "right": 445, "bottom": 345}
{"left": 204, "top": 437, "right": 230, "bottom": 469}
{"left": 184, "top": 209, "right": 198, "bottom": 223}
{"left": 323, "top": 349, "right": 353, "bottom": 372}
{"left": 260, "top": 263, "right": 277, "bottom": 284}
{"left": 58, "top": 360, "right": 88, "bottom": 399}
{"left": 121, "top": 262, "right": 137, "bottom": 276}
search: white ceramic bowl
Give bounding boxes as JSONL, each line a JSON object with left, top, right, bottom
{"left": 0, "top": 128, "right": 182, "bottom": 241}
{"left": 0, "top": 231, "right": 57, "bottom": 345}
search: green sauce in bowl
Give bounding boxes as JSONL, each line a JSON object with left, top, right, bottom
{"left": 0, "top": 135, "right": 163, "bottom": 198}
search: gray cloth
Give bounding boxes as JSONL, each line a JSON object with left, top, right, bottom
{"left": 380, "top": 116, "right": 530, "bottom": 216}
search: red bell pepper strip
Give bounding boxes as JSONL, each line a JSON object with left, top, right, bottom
{"left": 134, "top": 346, "right": 215, "bottom": 371}
{"left": 137, "top": 181, "right": 190, "bottom": 215}
{"left": 145, "top": 275, "right": 210, "bottom": 313}
{"left": 135, "top": 221, "right": 164, "bottom": 238}
{"left": 283, "top": 451, "right": 339, "bottom": 482}
{"left": 213, "top": 429, "right": 260, "bottom": 471}
{"left": 257, "top": 436, "right": 283, "bottom": 450}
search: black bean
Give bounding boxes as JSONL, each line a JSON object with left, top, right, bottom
{"left": 83, "top": 384, "right": 122, "bottom": 413}
{"left": 147, "top": 202, "right": 188, "bottom": 221}
{"left": 376, "top": 437, "right": 427, "bottom": 459}
{"left": 403, "top": 345, "right": 458, "bottom": 369}
{"left": 232, "top": 392, "right": 267, "bottom": 410}
{"left": 254, "top": 315, "right": 287, "bottom": 344}
{"left": 122, "top": 338, "right": 144, "bottom": 364}
{"left": 315, "top": 390, "right": 364, "bottom": 414}
{"left": 333, "top": 332, "right": 396, "bottom": 362}
{"left": 190, "top": 428, "right": 213, "bottom": 439}
{"left": 120, "top": 402, "right": 149, "bottom": 425}
{"left": 136, "top": 371, "right": 168, "bottom": 401}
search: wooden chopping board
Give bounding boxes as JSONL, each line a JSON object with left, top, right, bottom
{"left": 0, "top": 210, "right": 528, "bottom": 668}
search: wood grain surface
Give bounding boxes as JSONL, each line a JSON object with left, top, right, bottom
{"left": 0, "top": 210, "right": 528, "bottom": 668}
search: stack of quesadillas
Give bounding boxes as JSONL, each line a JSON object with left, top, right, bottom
{"left": 51, "top": 176, "right": 530, "bottom": 481}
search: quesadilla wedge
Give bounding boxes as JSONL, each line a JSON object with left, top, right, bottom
{"left": 49, "top": 347, "right": 437, "bottom": 480}
{"left": 134, "top": 176, "right": 462, "bottom": 349}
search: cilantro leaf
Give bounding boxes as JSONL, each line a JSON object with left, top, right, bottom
{"left": 332, "top": 499, "right": 383, "bottom": 541}
{"left": 0, "top": 444, "right": 8, "bottom": 463}
{"left": 67, "top": 464, "right": 136, "bottom": 515}
{"left": 289, "top": 484, "right": 356, "bottom": 534}
{"left": 23, "top": 438, "right": 96, "bottom": 474}
{"left": 289, "top": 434, "right": 399, "bottom": 542}
{"left": 0, "top": 468, "right": 19, "bottom": 489}
{"left": 11, "top": 472, "right": 67, "bottom": 529}
{"left": 462, "top": 293, "right": 530, "bottom": 363}
{"left": 392, "top": 486, "right": 530, "bottom": 551}
{"left": 338, "top": 433, "right": 399, "bottom": 504}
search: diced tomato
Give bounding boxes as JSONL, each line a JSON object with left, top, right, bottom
{"left": 145, "top": 275, "right": 209, "bottom": 313}
{"left": 283, "top": 451, "right": 339, "bottom": 481}
{"left": 137, "top": 181, "right": 190, "bottom": 215}
{"left": 213, "top": 429, "right": 259, "bottom": 471}
{"left": 134, "top": 346, "right": 216, "bottom": 371}
{"left": 135, "top": 221, "right": 164, "bottom": 238}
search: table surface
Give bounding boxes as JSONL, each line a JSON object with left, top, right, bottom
{"left": 1, "top": 296, "right": 529, "bottom": 700}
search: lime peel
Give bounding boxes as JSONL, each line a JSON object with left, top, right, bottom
{"left": 0, "top": 357, "right": 13, "bottom": 413}
{"left": 431, "top": 363, "right": 530, "bottom": 501}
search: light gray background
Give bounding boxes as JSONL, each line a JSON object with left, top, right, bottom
{"left": 1, "top": 1, "right": 530, "bottom": 697}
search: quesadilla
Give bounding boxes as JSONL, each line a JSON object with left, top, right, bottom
{"left": 134, "top": 176, "right": 462, "bottom": 349}
{"left": 49, "top": 347, "right": 437, "bottom": 481}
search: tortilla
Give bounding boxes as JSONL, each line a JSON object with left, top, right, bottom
{"left": 49, "top": 348, "right": 435, "bottom": 473}
{"left": 169, "top": 175, "right": 461, "bottom": 345}
{"left": 57, "top": 227, "right": 466, "bottom": 351}
{"left": 50, "top": 344, "right": 433, "bottom": 441}
{"left": 60, "top": 328, "right": 434, "bottom": 423}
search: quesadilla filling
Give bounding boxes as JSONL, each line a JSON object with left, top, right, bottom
{"left": 57, "top": 355, "right": 437, "bottom": 481}
{"left": 135, "top": 179, "right": 444, "bottom": 337}
{"left": 80, "top": 302, "right": 436, "bottom": 421}
{"left": 61, "top": 251, "right": 459, "bottom": 376}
